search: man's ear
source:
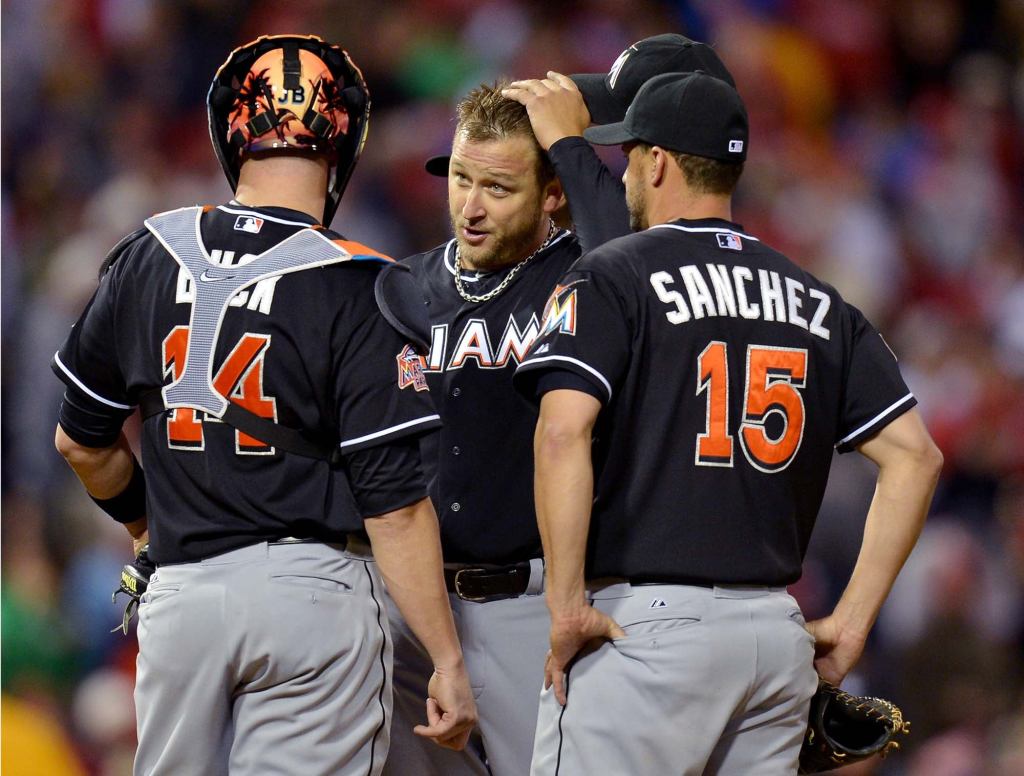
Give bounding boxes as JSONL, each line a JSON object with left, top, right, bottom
{"left": 542, "top": 178, "right": 567, "bottom": 215}
{"left": 650, "top": 147, "right": 669, "bottom": 187}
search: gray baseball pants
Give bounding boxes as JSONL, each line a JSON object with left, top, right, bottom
{"left": 383, "top": 559, "right": 549, "bottom": 776}
{"left": 134, "top": 538, "right": 392, "bottom": 776}
{"left": 531, "top": 582, "right": 818, "bottom": 776}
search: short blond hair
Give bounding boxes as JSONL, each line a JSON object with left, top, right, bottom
{"left": 455, "top": 81, "right": 556, "bottom": 184}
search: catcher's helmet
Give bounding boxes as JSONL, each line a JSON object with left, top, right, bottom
{"left": 208, "top": 34, "right": 370, "bottom": 225}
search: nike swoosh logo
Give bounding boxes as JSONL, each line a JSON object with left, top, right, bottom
{"left": 199, "top": 270, "right": 235, "bottom": 282}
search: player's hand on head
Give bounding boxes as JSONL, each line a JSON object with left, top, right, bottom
{"left": 545, "top": 605, "right": 625, "bottom": 705}
{"left": 501, "top": 71, "right": 590, "bottom": 150}
{"left": 805, "top": 614, "right": 868, "bottom": 686}
{"left": 414, "top": 666, "right": 478, "bottom": 750}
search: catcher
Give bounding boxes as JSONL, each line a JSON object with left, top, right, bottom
{"left": 54, "top": 35, "right": 476, "bottom": 775}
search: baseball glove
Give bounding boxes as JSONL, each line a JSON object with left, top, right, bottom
{"left": 798, "top": 679, "right": 910, "bottom": 773}
{"left": 111, "top": 544, "right": 156, "bottom": 635}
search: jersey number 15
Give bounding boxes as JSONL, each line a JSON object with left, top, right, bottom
{"left": 696, "top": 342, "right": 807, "bottom": 473}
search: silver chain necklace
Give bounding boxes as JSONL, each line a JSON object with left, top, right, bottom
{"left": 453, "top": 219, "right": 557, "bottom": 303}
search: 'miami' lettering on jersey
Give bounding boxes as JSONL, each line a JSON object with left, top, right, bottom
{"left": 174, "top": 249, "right": 281, "bottom": 314}
{"left": 649, "top": 263, "right": 832, "bottom": 340}
{"left": 425, "top": 313, "right": 543, "bottom": 372}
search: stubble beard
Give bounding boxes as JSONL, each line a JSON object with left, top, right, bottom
{"left": 627, "top": 182, "right": 648, "bottom": 232}
{"left": 451, "top": 202, "right": 547, "bottom": 272}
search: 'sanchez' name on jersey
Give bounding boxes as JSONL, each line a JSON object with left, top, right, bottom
{"left": 648, "top": 262, "right": 832, "bottom": 339}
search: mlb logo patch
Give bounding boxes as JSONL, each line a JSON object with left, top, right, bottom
{"left": 234, "top": 215, "right": 264, "bottom": 234}
{"left": 728, "top": 140, "right": 744, "bottom": 154}
{"left": 716, "top": 233, "right": 743, "bottom": 251}
{"left": 396, "top": 345, "right": 429, "bottom": 392}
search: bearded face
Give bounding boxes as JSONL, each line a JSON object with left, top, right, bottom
{"left": 447, "top": 132, "right": 553, "bottom": 271}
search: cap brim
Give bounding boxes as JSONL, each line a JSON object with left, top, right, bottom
{"left": 570, "top": 73, "right": 627, "bottom": 125}
{"left": 583, "top": 121, "right": 635, "bottom": 146}
{"left": 424, "top": 155, "right": 449, "bottom": 177}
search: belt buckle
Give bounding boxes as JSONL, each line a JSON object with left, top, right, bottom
{"left": 453, "top": 568, "right": 489, "bottom": 602}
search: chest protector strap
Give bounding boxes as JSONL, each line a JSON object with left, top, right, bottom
{"left": 138, "top": 206, "right": 361, "bottom": 463}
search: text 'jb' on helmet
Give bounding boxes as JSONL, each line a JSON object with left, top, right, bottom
{"left": 207, "top": 34, "right": 370, "bottom": 225}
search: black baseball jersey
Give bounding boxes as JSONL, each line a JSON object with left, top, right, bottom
{"left": 402, "top": 230, "right": 581, "bottom": 564}
{"left": 515, "top": 217, "right": 916, "bottom": 585}
{"left": 54, "top": 202, "right": 440, "bottom": 564}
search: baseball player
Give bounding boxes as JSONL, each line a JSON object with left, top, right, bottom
{"left": 382, "top": 83, "right": 585, "bottom": 776}
{"left": 515, "top": 72, "right": 943, "bottom": 774}
{"left": 52, "top": 35, "right": 475, "bottom": 775}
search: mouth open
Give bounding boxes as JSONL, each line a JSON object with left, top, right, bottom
{"left": 461, "top": 226, "right": 489, "bottom": 246}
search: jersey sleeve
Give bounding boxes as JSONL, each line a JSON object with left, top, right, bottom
{"left": 333, "top": 305, "right": 441, "bottom": 455}
{"left": 835, "top": 303, "right": 917, "bottom": 452}
{"left": 344, "top": 436, "right": 428, "bottom": 518}
{"left": 547, "top": 137, "right": 630, "bottom": 252}
{"left": 514, "top": 260, "right": 633, "bottom": 405}
{"left": 52, "top": 256, "right": 136, "bottom": 440}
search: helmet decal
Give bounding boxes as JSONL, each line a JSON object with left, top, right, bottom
{"left": 227, "top": 47, "right": 351, "bottom": 156}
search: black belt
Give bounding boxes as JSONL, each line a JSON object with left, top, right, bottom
{"left": 444, "top": 562, "right": 533, "bottom": 602}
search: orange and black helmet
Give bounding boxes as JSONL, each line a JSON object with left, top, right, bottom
{"left": 207, "top": 35, "right": 370, "bottom": 225}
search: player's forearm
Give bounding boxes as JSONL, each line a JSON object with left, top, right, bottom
{"left": 548, "top": 138, "right": 631, "bottom": 250}
{"left": 534, "top": 395, "right": 597, "bottom": 618}
{"left": 837, "top": 414, "right": 943, "bottom": 637}
{"left": 365, "top": 497, "right": 464, "bottom": 670}
{"left": 55, "top": 426, "right": 136, "bottom": 499}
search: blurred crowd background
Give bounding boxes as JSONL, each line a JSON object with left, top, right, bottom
{"left": 2, "top": 0, "right": 1023, "bottom": 773}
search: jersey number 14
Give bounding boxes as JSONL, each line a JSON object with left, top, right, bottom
{"left": 696, "top": 342, "right": 807, "bottom": 473}
{"left": 162, "top": 326, "right": 278, "bottom": 455}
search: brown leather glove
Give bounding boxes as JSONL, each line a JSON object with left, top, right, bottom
{"left": 799, "top": 679, "right": 910, "bottom": 773}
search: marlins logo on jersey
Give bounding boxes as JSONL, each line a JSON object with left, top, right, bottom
{"left": 541, "top": 281, "right": 581, "bottom": 336}
{"left": 397, "top": 344, "right": 429, "bottom": 391}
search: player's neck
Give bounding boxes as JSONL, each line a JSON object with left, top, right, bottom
{"left": 647, "top": 187, "right": 732, "bottom": 227}
{"left": 234, "top": 155, "right": 331, "bottom": 223}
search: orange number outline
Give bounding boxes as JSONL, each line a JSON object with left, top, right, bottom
{"left": 739, "top": 345, "right": 808, "bottom": 473}
{"left": 694, "top": 342, "right": 809, "bottom": 473}
{"left": 695, "top": 341, "right": 734, "bottom": 467}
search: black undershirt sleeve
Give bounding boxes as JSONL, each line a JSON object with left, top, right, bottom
{"left": 57, "top": 384, "right": 133, "bottom": 448}
{"left": 548, "top": 136, "right": 630, "bottom": 251}
{"left": 346, "top": 437, "right": 429, "bottom": 518}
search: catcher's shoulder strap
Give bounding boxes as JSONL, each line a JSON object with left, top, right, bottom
{"left": 138, "top": 389, "right": 342, "bottom": 464}
{"left": 138, "top": 205, "right": 380, "bottom": 464}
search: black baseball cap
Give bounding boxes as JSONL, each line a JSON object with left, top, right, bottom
{"left": 424, "top": 154, "right": 449, "bottom": 176}
{"left": 584, "top": 72, "right": 749, "bottom": 162}
{"left": 571, "top": 33, "right": 735, "bottom": 125}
